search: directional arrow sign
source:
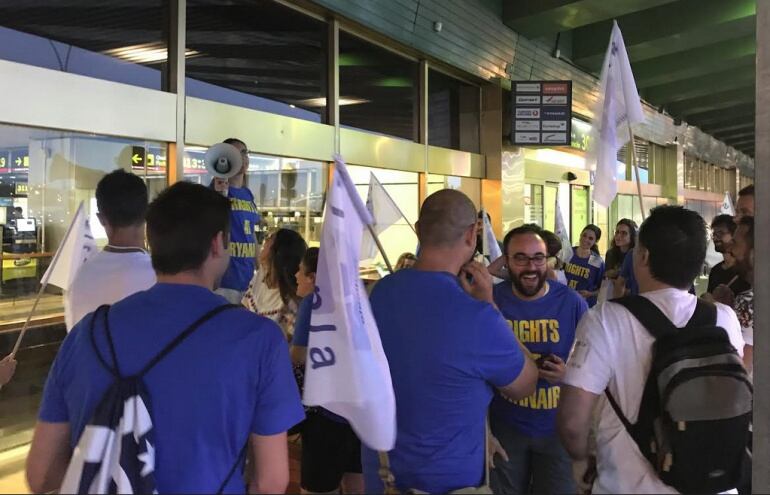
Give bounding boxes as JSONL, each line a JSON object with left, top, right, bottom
{"left": 15, "top": 157, "right": 21, "bottom": 166}
{"left": 130, "top": 146, "right": 145, "bottom": 168}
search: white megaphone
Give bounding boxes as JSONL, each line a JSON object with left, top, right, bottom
{"left": 204, "top": 143, "right": 243, "bottom": 179}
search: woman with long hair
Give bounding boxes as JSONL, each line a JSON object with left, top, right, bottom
{"left": 605, "top": 219, "right": 637, "bottom": 279}
{"left": 564, "top": 224, "right": 605, "bottom": 307}
{"left": 242, "top": 228, "right": 307, "bottom": 339}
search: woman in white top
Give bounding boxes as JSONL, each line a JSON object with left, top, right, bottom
{"left": 242, "top": 228, "right": 307, "bottom": 339}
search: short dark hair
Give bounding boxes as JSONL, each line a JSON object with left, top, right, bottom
{"left": 146, "top": 182, "right": 230, "bottom": 275}
{"left": 540, "top": 230, "right": 562, "bottom": 258}
{"left": 739, "top": 184, "right": 754, "bottom": 197}
{"left": 503, "top": 224, "right": 544, "bottom": 255}
{"left": 223, "top": 137, "right": 246, "bottom": 149}
{"left": 738, "top": 216, "right": 754, "bottom": 249}
{"left": 417, "top": 189, "right": 477, "bottom": 247}
{"left": 711, "top": 214, "right": 737, "bottom": 234}
{"left": 303, "top": 247, "right": 320, "bottom": 274}
{"left": 639, "top": 205, "right": 707, "bottom": 289}
{"left": 96, "top": 170, "right": 148, "bottom": 227}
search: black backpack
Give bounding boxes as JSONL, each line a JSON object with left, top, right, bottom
{"left": 606, "top": 296, "right": 752, "bottom": 494}
{"left": 59, "top": 303, "right": 244, "bottom": 494}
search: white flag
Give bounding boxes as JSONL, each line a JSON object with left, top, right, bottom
{"left": 304, "top": 155, "right": 396, "bottom": 451}
{"left": 554, "top": 196, "right": 573, "bottom": 263}
{"left": 721, "top": 192, "right": 735, "bottom": 215}
{"left": 41, "top": 201, "right": 96, "bottom": 290}
{"left": 589, "top": 20, "right": 645, "bottom": 208}
{"left": 361, "top": 173, "right": 410, "bottom": 261}
{"left": 481, "top": 208, "right": 502, "bottom": 261}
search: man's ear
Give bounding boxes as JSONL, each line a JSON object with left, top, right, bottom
{"left": 212, "top": 231, "right": 227, "bottom": 258}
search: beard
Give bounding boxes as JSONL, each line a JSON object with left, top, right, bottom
{"left": 511, "top": 269, "right": 547, "bottom": 297}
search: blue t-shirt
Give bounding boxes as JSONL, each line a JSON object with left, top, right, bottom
{"left": 620, "top": 250, "right": 639, "bottom": 296}
{"left": 220, "top": 186, "right": 260, "bottom": 292}
{"left": 564, "top": 250, "right": 605, "bottom": 307}
{"left": 39, "top": 283, "right": 304, "bottom": 493}
{"left": 362, "top": 270, "right": 526, "bottom": 494}
{"left": 490, "top": 281, "right": 587, "bottom": 437}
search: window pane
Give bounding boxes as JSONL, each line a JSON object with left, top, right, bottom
{"left": 339, "top": 31, "right": 418, "bottom": 141}
{"left": 0, "top": 123, "right": 162, "bottom": 455}
{"left": 428, "top": 69, "right": 480, "bottom": 153}
{"left": 183, "top": 146, "right": 325, "bottom": 245}
{"left": 0, "top": 2, "right": 165, "bottom": 90}
{"left": 186, "top": 0, "right": 327, "bottom": 122}
{"left": 570, "top": 186, "right": 589, "bottom": 246}
{"left": 348, "top": 165, "right": 418, "bottom": 269}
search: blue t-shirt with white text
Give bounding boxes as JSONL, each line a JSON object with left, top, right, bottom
{"left": 564, "top": 251, "right": 605, "bottom": 307}
{"left": 39, "top": 283, "right": 304, "bottom": 493}
{"left": 491, "top": 280, "right": 587, "bottom": 437}
{"left": 362, "top": 269, "right": 526, "bottom": 494}
{"left": 220, "top": 186, "right": 260, "bottom": 292}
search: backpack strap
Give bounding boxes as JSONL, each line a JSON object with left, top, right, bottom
{"left": 611, "top": 295, "right": 678, "bottom": 339}
{"left": 136, "top": 304, "right": 239, "bottom": 378}
{"left": 216, "top": 440, "right": 248, "bottom": 494}
{"left": 686, "top": 299, "right": 718, "bottom": 328}
{"left": 90, "top": 303, "right": 239, "bottom": 379}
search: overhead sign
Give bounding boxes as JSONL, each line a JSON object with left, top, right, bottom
{"left": 131, "top": 146, "right": 145, "bottom": 168}
{"left": 9, "top": 149, "right": 29, "bottom": 172}
{"left": 511, "top": 81, "right": 572, "bottom": 146}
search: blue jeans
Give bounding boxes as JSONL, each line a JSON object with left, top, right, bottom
{"left": 490, "top": 416, "right": 575, "bottom": 495}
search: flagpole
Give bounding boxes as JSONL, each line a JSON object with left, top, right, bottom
{"left": 628, "top": 127, "right": 646, "bottom": 221}
{"left": 366, "top": 224, "right": 394, "bottom": 273}
{"left": 10, "top": 283, "right": 48, "bottom": 357}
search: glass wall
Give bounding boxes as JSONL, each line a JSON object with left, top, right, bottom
{"left": 428, "top": 69, "right": 480, "bottom": 153}
{"left": 426, "top": 174, "right": 481, "bottom": 209}
{"left": 186, "top": 0, "right": 327, "bottom": 122}
{"left": 0, "top": 123, "right": 163, "bottom": 458}
{"left": 0, "top": 1, "right": 166, "bottom": 90}
{"left": 347, "top": 165, "right": 418, "bottom": 271}
{"left": 339, "top": 31, "right": 418, "bottom": 141}
{"left": 183, "top": 147, "right": 325, "bottom": 245}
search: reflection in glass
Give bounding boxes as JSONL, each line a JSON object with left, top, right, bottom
{"left": 428, "top": 69, "right": 480, "bottom": 153}
{"left": 339, "top": 31, "right": 418, "bottom": 141}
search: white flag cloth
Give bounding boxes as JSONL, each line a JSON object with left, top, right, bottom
{"left": 589, "top": 20, "right": 645, "bottom": 208}
{"left": 304, "top": 155, "right": 397, "bottom": 451}
{"left": 41, "top": 201, "right": 96, "bottom": 290}
{"left": 554, "top": 196, "right": 574, "bottom": 264}
{"left": 481, "top": 209, "right": 502, "bottom": 261}
{"left": 721, "top": 192, "right": 736, "bottom": 215}
{"left": 361, "top": 173, "right": 409, "bottom": 261}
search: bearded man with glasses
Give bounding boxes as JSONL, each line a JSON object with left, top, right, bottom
{"left": 488, "top": 225, "right": 588, "bottom": 495}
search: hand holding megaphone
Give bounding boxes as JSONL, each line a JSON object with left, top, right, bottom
{"left": 204, "top": 143, "right": 243, "bottom": 179}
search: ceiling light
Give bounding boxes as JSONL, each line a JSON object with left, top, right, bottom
{"left": 298, "top": 97, "right": 369, "bottom": 107}
{"left": 103, "top": 43, "right": 199, "bottom": 64}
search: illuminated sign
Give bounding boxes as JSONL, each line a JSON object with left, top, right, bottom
{"left": 511, "top": 81, "right": 572, "bottom": 146}
{"left": 14, "top": 183, "right": 29, "bottom": 195}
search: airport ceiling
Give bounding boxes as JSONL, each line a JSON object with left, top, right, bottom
{"left": 0, "top": 0, "right": 758, "bottom": 155}
{"left": 503, "top": 0, "right": 757, "bottom": 156}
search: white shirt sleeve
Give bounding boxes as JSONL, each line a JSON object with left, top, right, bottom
{"left": 563, "top": 307, "right": 615, "bottom": 395}
{"left": 715, "top": 302, "right": 746, "bottom": 354}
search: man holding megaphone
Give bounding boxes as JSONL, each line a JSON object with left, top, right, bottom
{"left": 206, "top": 138, "right": 261, "bottom": 304}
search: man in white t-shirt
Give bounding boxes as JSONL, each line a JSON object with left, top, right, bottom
{"left": 557, "top": 205, "right": 744, "bottom": 494}
{"left": 65, "top": 170, "right": 156, "bottom": 329}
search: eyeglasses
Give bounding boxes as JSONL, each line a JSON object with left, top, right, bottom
{"left": 508, "top": 253, "right": 547, "bottom": 266}
{"left": 712, "top": 230, "right": 730, "bottom": 239}
{"left": 240, "top": 149, "right": 250, "bottom": 155}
